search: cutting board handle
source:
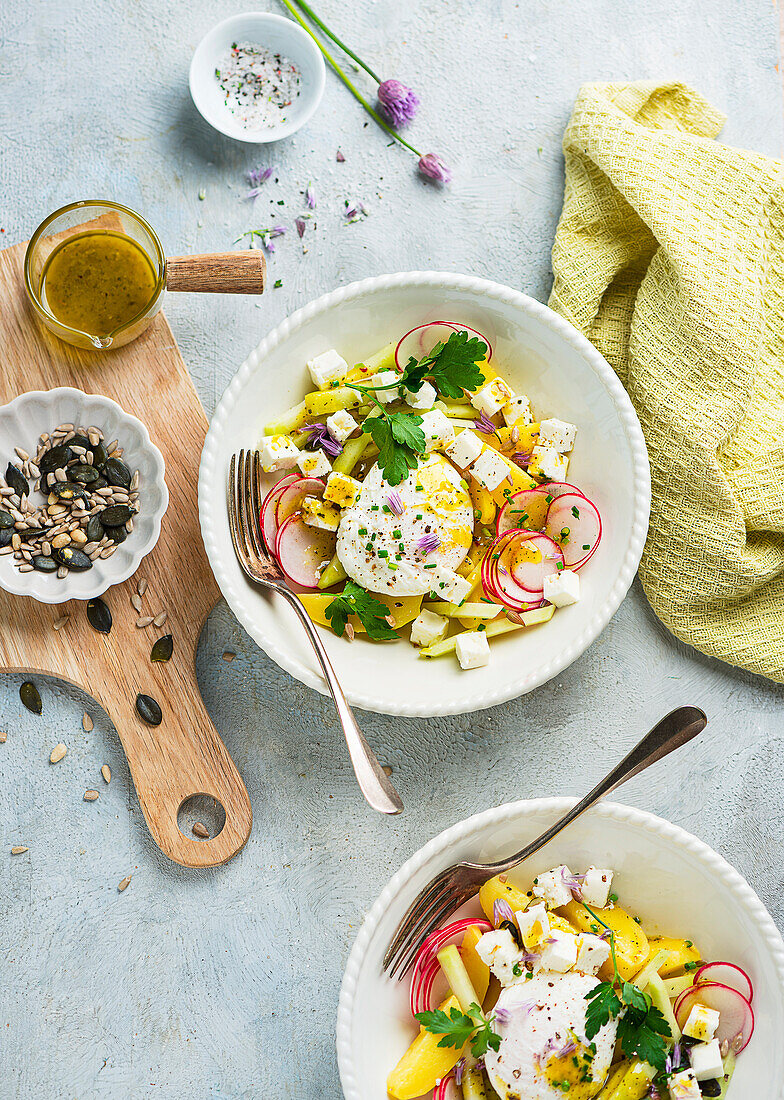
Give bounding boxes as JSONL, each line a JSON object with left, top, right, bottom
{"left": 107, "top": 679, "right": 253, "bottom": 867}
{"left": 166, "top": 252, "right": 266, "bottom": 295}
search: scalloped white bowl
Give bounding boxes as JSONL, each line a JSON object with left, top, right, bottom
{"left": 0, "top": 388, "right": 168, "bottom": 603}
{"left": 199, "top": 273, "right": 650, "bottom": 716}
{"left": 337, "top": 799, "right": 784, "bottom": 1100}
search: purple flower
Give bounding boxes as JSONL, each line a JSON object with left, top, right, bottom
{"left": 245, "top": 166, "right": 272, "bottom": 199}
{"left": 454, "top": 1058, "right": 465, "bottom": 1086}
{"left": 377, "top": 79, "right": 420, "bottom": 127}
{"left": 560, "top": 867, "right": 585, "bottom": 901}
{"left": 665, "top": 1043, "right": 682, "bottom": 1075}
{"left": 418, "top": 153, "right": 451, "bottom": 184}
{"left": 344, "top": 199, "right": 368, "bottom": 223}
{"left": 493, "top": 1007, "right": 511, "bottom": 1027}
{"left": 386, "top": 491, "right": 404, "bottom": 515}
{"left": 512, "top": 451, "right": 532, "bottom": 467}
{"left": 305, "top": 182, "right": 316, "bottom": 209}
{"left": 303, "top": 423, "right": 343, "bottom": 458}
{"left": 416, "top": 533, "right": 441, "bottom": 556}
{"left": 295, "top": 217, "right": 306, "bottom": 239}
{"left": 256, "top": 225, "right": 287, "bottom": 253}
{"left": 474, "top": 412, "right": 499, "bottom": 436}
{"left": 493, "top": 898, "right": 515, "bottom": 927}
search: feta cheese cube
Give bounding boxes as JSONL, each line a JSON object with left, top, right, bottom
{"left": 323, "top": 472, "right": 362, "bottom": 509}
{"left": 455, "top": 630, "right": 491, "bottom": 670}
{"left": 689, "top": 1039, "right": 724, "bottom": 1082}
{"left": 410, "top": 610, "right": 449, "bottom": 648}
{"left": 581, "top": 866, "right": 613, "bottom": 908}
{"left": 368, "top": 370, "right": 400, "bottom": 404}
{"left": 301, "top": 497, "right": 340, "bottom": 531}
{"left": 683, "top": 1004, "right": 721, "bottom": 1044}
{"left": 260, "top": 434, "right": 301, "bottom": 473}
{"left": 405, "top": 381, "right": 437, "bottom": 410}
{"left": 419, "top": 409, "right": 455, "bottom": 452}
{"left": 538, "top": 417, "right": 577, "bottom": 453}
{"left": 574, "top": 934, "right": 612, "bottom": 975}
{"left": 297, "top": 449, "right": 332, "bottom": 479}
{"left": 516, "top": 903, "right": 550, "bottom": 951}
{"left": 502, "top": 394, "right": 534, "bottom": 426}
{"left": 432, "top": 568, "right": 473, "bottom": 605}
{"left": 668, "top": 1069, "right": 702, "bottom": 1100}
{"left": 528, "top": 445, "right": 569, "bottom": 481}
{"left": 535, "top": 929, "right": 578, "bottom": 973}
{"left": 326, "top": 408, "right": 358, "bottom": 443}
{"left": 532, "top": 866, "right": 574, "bottom": 909}
{"left": 470, "top": 378, "right": 514, "bottom": 417}
{"left": 475, "top": 929, "right": 524, "bottom": 986}
{"left": 469, "top": 448, "right": 512, "bottom": 492}
{"left": 307, "top": 349, "right": 349, "bottom": 391}
{"left": 444, "top": 429, "right": 484, "bottom": 469}
{"left": 542, "top": 569, "right": 580, "bottom": 608}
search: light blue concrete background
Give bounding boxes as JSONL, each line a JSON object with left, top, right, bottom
{"left": 1, "top": 1, "right": 783, "bottom": 1097}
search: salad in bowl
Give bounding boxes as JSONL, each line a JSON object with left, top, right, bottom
{"left": 388, "top": 863, "right": 754, "bottom": 1100}
{"left": 258, "top": 321, "right": 602, "bottom": 671}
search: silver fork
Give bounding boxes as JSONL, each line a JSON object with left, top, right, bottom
{"left": 228, "top": 449, "right": 403, "bottom": 815}
{"left": 383, "top": 705, "right": 707, "bottom": 977}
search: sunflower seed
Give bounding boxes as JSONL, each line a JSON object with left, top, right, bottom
{"left": 53, "top": 614, "right": 69, "bottom": 631}
{"left": 137, "top": 579, "right": 147, "bottom": 597}
{"left": 135, "top": 693, "right": 162, "bottom": 726}
{"left": 222, "top": 651, "right": 235, "bottom": 661}
{"left": 192, "top": 822, "right": 210, "bottom": 838}
{"left": 83, "top": 789, "right": 99, "bottom": 802}
{"left": 51, "top": 533, "right": 70, "bottom": 549}
{"left": 49, "top": 742, "right": 67, "bottom": 764}
{"left": 20, "top": 681, "right": 42, "bottom": 714}
{"left": 131, "top": 593, "right": 143, "bottom": 613}
{"left": 99, "top": 546, "right": 116, "bottom": 559}
{"left": 118, "top": 874, "right": 132, "bottom": 892}
{"left": 82, "top": 712, "right": 94, "bottom": 732}
{"left": 14, "top": 447, "right": 29, "bottom": 462}
{"left": 56, "top": 566, "right": 68, "bottom": 579}
{"left": 11, "top": 846, "right": 28, "bottom": 855}
{"left": 136, "top": 616, "right": 153, "bottom": 628}
{"left": 152, "top": 611, "right": 167, "bottom": 628}
{"left": 101, "top": 764, "right": 111, "bottom": 784}
{"left": 0, "top": 731, "right": 6, "bottom": 743}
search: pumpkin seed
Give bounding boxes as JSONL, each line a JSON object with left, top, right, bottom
{"left": 90, "top": 443, "right": 108, "bottom": 469}
{"left": 49, "top": 742, "right": 67, "bottom": 763}
{"left": 101, "top": 764, "right": 111, "bottom": 783}
{"left": 20, "top": 681, "right": 42, "bottom": 714}
{"left": 83, "top": 790, "right": 99, "bottom": 801}
{"left": 86, "top": 514, "right": 104, "bottom": 542}
{"left": 52, "top": 546, "right": 92, "bottom": 571}
{"left": 51, "top": 481, "right": 88, "bottom": 501}
{"left": 0, "top": 528, "right": 13, "bottom": 548}
{"left": 38, "top": 445, "right": 73, "bottom": 475}
{"left": 135, "top": 693, "right": 162, "bottom": 726}
{"left": 107, "top": 525, "right": 128, "bottom": 544}
{"left": 104, "top": 458, "right": 131, "bottom": 489}
{"left": 0, "top": 510, "right": 14, "bottom": 529}
{"left": 32, "top": 555, "right": 58, "bottom": 573}
{"left": 5, "top": 463, "right": 28, "bottom": 497}
{"left": 150, "top": 634, "right": 173, "bottom": 662}
{"left": 69, "top": 463, "right": 101, "bottom": 485}
{"left": 99, "top": 504, "right": 132, "bottom": 527}
{"left": 87, "top": 597, "right": 112, "bottom": 634}
{"left": 68, "top": 433, "right": 92, "bottom": 451}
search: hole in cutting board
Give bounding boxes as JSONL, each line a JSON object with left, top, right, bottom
{"left": 177, "top": 793, "right": 226, "bottom": 841}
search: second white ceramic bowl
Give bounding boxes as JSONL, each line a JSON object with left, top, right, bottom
{"left": 0, "top": 388, "right": 168, "bottom": 604}
{"left": 200, "top": 272, "right": 650, "bottom": 716}
{"left": 337, "top": 799, "right": 784, "bottom": 1100}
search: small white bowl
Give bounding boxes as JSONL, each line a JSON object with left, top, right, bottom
{"left": 0, "top": 388, "right": 168, "bottom": 604}
{"left": 337, "top": 799, "right": 784, "bottom": 1100}
{"left": 189, "top": 12, "right": 326, "bottom": 144}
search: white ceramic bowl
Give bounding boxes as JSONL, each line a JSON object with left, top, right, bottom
{"left": 200, "top": 272, "right": 650, "bottom": 716}
{"left": 337, "top": 798, "right": 784, "bottom": 1100}
{"left": 0, "top": 388, "right": 168, "bottom": 604}
{"left": 189, "top": 12, "right": 326, "bottom": 144}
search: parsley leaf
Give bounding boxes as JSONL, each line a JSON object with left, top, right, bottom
{"left": 414, "top": 1002, "right": 501, "bottom": 1059}
{"left": 325, "top": 580, "right": 398, "bottom": 640}
{"left": 584, "top": 982, "right": 622, "bottom": 1040}
{"left": 361, "top": 411, "right": 425, "bottom": 486}
{"left": 401, "top": 329, "right": 488, "bottom": 398}
{"left": 617, "top": 1002, "right": 671, "bottom": 1071}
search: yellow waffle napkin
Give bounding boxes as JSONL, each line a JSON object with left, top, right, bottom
{"left": 549, "top": 81, "right": 784, "bottom": 682}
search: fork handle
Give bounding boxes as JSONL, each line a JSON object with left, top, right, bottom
{"left": 484, "top": 705, "right": 707, "bottom": 873}
{"left": 281, "top": 591, "right": 404, "bottom": 815}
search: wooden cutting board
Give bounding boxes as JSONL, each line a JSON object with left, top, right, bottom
{"left": 0, "top": 233, "right": 252, "bottom": 868}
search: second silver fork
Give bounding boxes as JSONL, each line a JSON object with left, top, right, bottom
{"left": 228, "top": 449, "right": 403, "bottom": 815}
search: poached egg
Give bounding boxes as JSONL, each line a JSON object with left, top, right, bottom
{"left": 335, "top": 454, "right": 473, "bottom": 596}
{"left": 484, "top": 973, "right": 617, "bottom": 1100}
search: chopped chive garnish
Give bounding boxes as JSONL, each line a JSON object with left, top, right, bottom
{"left": 571, "top": 505, "right": 580, "bottom": 518}
{"left": 378, "top": 549, "right": 388, "bottom": 558}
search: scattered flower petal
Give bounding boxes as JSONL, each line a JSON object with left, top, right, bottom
{"left": 418, "top": 153, "right": 452, "bottom": 184}
{"left": 386, "top": 491, "right": 404, "bottom": 515}
{"left": 474, "top": 412, "right": 498, "bottom": 436}
{"left": 377, "top": 78, "right": 420, "bottom": 127}
{"left": 295, "top": 217, "right": 306, "bottom": 239}
{"left": 306, "top": 182, "right": 316, "bottom": 209}
{"left": 336, "top": 149, "right": 345, "bottom": 162}
{"left": 454, "top": 1059, "right": 466, "bottom": 1086}
{"left": 247, "top": 166, "right": 273, "bottom": 188}
{"left": 303, "top": 423, "right": 343, "bottom": 458}
{"left": 416, "top": 533, "right": 441, "bottom": 556}
{"left": 493, "top": 897, "right": 515, "bottom": 927}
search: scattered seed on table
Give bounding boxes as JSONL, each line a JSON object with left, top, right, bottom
{"left": 11, "top": 846, "right": 28, "bottom": 855}
{"left": 83, "top": 789, "right": 99, "bottom": 802}
{"left": 150, "top": 634, "right": 173, "bottom": 663}
{"left": 137, "top": 578, "right": 147, "bottom": 597}
{"left": 0, "top": 731, "right": 6, "bottom": 743}
{"left": 82, "top": 713, "right": 93, "bottom": 732}
{"left": 87, "top": 597, "right": 112, "bottom": 634}
{"left": 131, "top": 593, "right": 143, "bottom": 613}
{"left": 222, "top": 651, "right": 235, "bottom": 662}
{"left": 101, "top": 765, "right": 111, "bottom": 784}
{"left": 192, "top": 822, "right": 210, "bottom": 838}
{"left": 152, "top": 611, "right": 167, "bottom": 628}
{"left": 136, "top": 616, "right": 153, "bottom": 628}
{"left": 49, "top": 742, "right": 67, "bottom": 764}
{"left": 382, "top": 765, "right": 393, "bottom": 776}
{"left": 118, "top": 875, "right": 132, "bottom": 892}
{"left": 135, "top": 694, "right": 162, "bottom": 726}
{"left": 20, "top": 681, "right": 42, "bottom": 714}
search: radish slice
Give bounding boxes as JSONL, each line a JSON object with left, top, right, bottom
{"left": 502, "top": 532, "right": 564, "bottom": 593}
{"left": 274, "top": 513, "right": 336, "bottom": 589}
{"left": 497, "top": 488, "right": 552, "bottom": 536}
{"left": 433, "top": 1076, "right": 460, "bottom": 1100}
{"left": 395, "top": 320, "right": 492, "bottom": 373}
{"left": 276, "top": 477, "right": 325, "bottom": 527}
{"left": 545, "top": 492, "right": 602, "bottom": 569}
{"left": 694, "top": 963, "right": 754, "bottom": 1004}
{"left": 485, "top": 533, "right": 548, "bottom": 610}
{"left": 674, "top": 982, "right": 754, "bottom": 1053}
{"left": 260, "top": 474, "right": 300, "bottom": 553}
{"left": 409, "top": 917, "right": 492, "bottom": 1018}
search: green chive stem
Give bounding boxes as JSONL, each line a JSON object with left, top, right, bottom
{"left": 288, "top": 0, "right": 382, "bottom": 83}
